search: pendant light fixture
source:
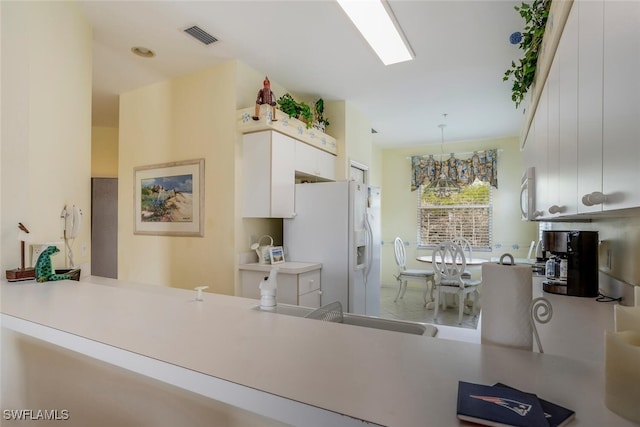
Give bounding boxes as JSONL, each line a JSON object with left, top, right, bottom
{"left": 425, "top": 114, "right": 460, "bottom": 198}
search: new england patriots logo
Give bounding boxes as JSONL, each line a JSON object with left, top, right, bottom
{"left": 470, "top": 395, "right": 532, "bottom": 416}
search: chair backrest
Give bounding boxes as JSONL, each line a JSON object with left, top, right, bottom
{"left": 451, "top": 237, "right": 473, "bottom": 261}
{"left": 432, "top": 241, "right": 466, "bottom": 285}
{"left": 393, "top": 237, "right": 407, "bottom": 272}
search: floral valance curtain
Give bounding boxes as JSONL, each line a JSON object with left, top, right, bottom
{"left": 410, "top": 149, "right": 498, "bottom": 191}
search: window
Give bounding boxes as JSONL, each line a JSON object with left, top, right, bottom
{"left": 417, "top": 181, "right": 492, "bottom": 250}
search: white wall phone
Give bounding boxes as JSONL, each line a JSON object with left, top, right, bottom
{"left": 61, "top": 204, "right": 82, "bottom": 266}
{"left": 61, "top": 205, "right": 82, "bottom": 239}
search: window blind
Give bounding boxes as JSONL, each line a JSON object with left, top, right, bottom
{"left": 417, "top": 181, "right": 493, "bottom": 250}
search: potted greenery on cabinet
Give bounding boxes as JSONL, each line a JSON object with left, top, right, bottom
{"left": 313, "top": 98, "right": 330, "bottom": 132}
{"left": 277, "top": 93, "right": 313, "bottom": 128}
{"left": 277, "top": 93, "right": 330, "bottom": 131}
{"left": 503, "top": 0, "right": 550, "bottom": 108}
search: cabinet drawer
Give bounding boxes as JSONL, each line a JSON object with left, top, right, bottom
{"left": 298, "top": 289, "right": 321, "bottom": 308}
{"left": 298, "top": 270, "right": 320, "bottom": 295}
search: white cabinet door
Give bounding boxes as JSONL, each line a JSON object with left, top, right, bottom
{"left": 556, "top": 4, "right": 579, "bottom": 216}
{"left": 270, "top": 132, "right": 296, "bottom": 217}
{"left": 602, "top": 0, "right": 640, "bottom": 210}
{"left": 546, "top": 53, "right": 560, "bottom": 217}
{"left": 315, "top": 149, "right": 336, "bottom": 181}
{"left": 533, "top": 79, "right": 549, "bottom": 219}
{"left": 242, "top": 131, "right": 295, "bottom": 218}
{"left": 239, "top": 269, "right": 299, "bottom": 305}
{"left": 239, "top": 267, "right": 321, "bottom": 308}
{"left": 294, "top": 140, "right": 336, "bottom": 181}
{"left": 275, "top": 274, "right": 299, "bottom": 306}
{"left": 576, "top": 0, "right": 604, "bottom": 214}
{"left": 240, "top": 270, "right": 265, "bottom": 300}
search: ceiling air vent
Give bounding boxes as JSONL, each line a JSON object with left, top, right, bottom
{"left": 184, "top": 26, "right": 218, "bottom": 45}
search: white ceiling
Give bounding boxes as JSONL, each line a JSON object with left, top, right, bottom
{"left": 79, "top": 0, "right": 526, "bottom": 147}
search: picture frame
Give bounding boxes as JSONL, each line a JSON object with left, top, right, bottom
{"left": 269, "top": 246, "right": 285, "bottom": 264}
{"left": 134, "top": 159, "right": 204, "bottom": 236}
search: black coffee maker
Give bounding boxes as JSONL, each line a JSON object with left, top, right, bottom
{"left": 541, "top": 230, "right": 599, "bottom": 297}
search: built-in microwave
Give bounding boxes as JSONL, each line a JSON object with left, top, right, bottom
{"left": 520, "top": 167, "right": 538, "bottom": 220}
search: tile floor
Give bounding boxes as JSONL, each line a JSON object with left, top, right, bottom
{"left": 378, "top": 284, "right": 479, "bottom": 330}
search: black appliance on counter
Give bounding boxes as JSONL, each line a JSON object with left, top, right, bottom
{"left": 541, "top": 230, "right": 599, "bottom": 297}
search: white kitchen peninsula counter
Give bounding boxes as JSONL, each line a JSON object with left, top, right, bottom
{"left": 1, "top": 278, "right": 634, "bottom": 427}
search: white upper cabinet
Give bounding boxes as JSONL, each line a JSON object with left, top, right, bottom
{"left": 242, "top": 131, "right": 295, "bottom": 218}
{"left": 242, "top": 130, "right": 338, "bottom": 218}
{"left": 602, "top": 0, "right": 640, "bottom": 210}
{"left": 576, "top": 0, "right": 604, "bottom": 214}
{"left": 555, "top": 4, "right": 578, "bottom": 216}
{"left": 524, "top": 0, "right": 640, "bottom": 218}
{"left": 294, "top": 140, "right": 336, "bottom": 182}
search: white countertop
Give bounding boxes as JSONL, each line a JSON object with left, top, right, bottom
{"left": 238, "top": 261, "right": 321, "bottom": 274}
{"left": 1, "top": 277, "right": 634, "bottom": 427}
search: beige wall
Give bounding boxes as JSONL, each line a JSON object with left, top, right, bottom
{"left": 91, "top": 126, "right": 118, "bottom": 177}
{"left": 325, "top": 101, "right": 373, "bottom": 181}
{"left": 118, "top": 63, "right": 238, "bottom": 293}
{"left": 380, "top": 137, "right": 538, "bottom": 286}
{"left": 1, "top": 1, "right": 92, "bottom": 273}
{"left": 370, "top": 144, "right": 383, "bottom": 188}
{"left": 344, "top": 102, "right": 374, "bottom": 174}
{"left": 326, "top": 101, "right": 347, "bottom": 180}
{"left": 116, "top": 59, "right": 303, "bottom": 295}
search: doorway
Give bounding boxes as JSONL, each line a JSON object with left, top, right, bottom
{"left": 91, "top": 178, "right": 118, "bottom": 278}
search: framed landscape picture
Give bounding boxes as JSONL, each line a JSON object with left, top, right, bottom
{"left": 133, "top": 159, "right": 204, "bottom": 236}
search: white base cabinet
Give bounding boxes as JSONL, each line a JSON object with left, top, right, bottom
{"left": 239, "top": 262, "right": 321, "bottom": 308}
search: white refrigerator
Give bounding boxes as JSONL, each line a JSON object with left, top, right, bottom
{"left": 284, "top": 181, "right": 381, "bottom": 315}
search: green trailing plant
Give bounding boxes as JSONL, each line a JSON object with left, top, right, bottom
{"left": 298, "top": 102, "right": 313, "bottom": 128}
{"left": 276, "top": 93, "right": 298, "bottom": 118}
{"left": 277, "top": 93, "right": 313, "bottom": 128}
{"left": 503, "top": 0, "right": 551, "bottom": 108}
{"left": 314, "top": 98, "right": 330, "bottom": 129}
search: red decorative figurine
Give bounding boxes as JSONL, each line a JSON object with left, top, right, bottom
{"left": 253, "top": 76, "right": 277, "bottom": 121}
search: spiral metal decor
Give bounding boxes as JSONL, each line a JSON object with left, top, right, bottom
{"left": 530, "top": 297, "right": 553, "bottom": 353}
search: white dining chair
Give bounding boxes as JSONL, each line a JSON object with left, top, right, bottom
{"left": 451, "top": 237, "right": 473, "bottom": 279}
{"left": 431, "top": 241, "right": 481, "bottom": 324}
{"left": 393, "top": 237, "right": 435, "bottom": 306}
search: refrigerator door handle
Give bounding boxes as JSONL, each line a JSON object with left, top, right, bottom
{"left": 363, "top": 213, "right": 373, "bottom": 278}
